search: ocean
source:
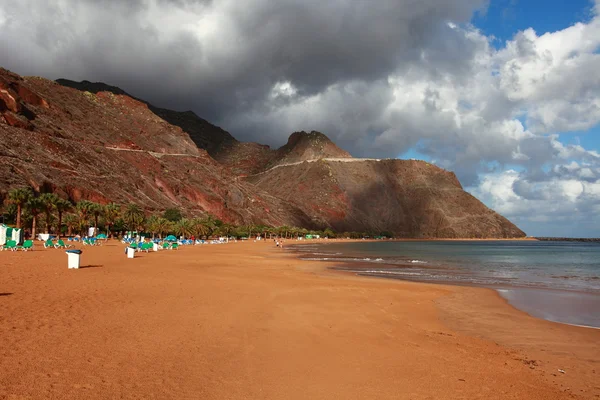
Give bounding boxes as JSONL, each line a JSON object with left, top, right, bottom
{"left": 292, "top": 240, "right": 600, "bottom": 328}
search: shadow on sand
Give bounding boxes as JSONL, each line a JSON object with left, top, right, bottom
{"left": 0, "top": 293, "right": 13, "bottom": 296}
{"left": 79, "top": 265, "right": 103, "bottom": 269}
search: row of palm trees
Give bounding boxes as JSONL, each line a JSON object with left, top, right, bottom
{"left": 2, "top": 187, "right": 346, "bottom": 240}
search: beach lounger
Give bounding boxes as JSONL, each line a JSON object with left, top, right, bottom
{"left": 55, "top": 239, "right": 70, "bottom": 249}
{"left": 171, "top": 243, "right": 179, "bottom": 250}
{"left": 21, "top": 240, "right": 34, "bottom": 251}
{"left": 44, "top": 239, "right": 55, "bottom": 249}
{"left": 5, "top": 240, "right": 18, "bottom": 251}
{"left": 162, "top": 242, "right": 170, "bottom": 250}
{"left": 140, "top": 242, "right": 152, "bottom": 253}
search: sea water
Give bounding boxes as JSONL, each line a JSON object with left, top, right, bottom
{"left": 292, "top": 240, "right": 600, "bottom": 328}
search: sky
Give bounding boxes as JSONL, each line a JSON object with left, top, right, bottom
{"left": 0, "top": 0, "right": 599, "bottom": 237}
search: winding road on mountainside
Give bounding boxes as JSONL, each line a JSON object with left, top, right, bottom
{"left": 247, "top": 157, "right": 390, "bottom": 176}
{"left": 104, "top": 146, "right": 392, "bottom": 175}
{"left": 104, "top": 146, "right": 202, "bottom": 159}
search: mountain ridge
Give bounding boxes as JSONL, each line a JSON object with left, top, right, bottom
{"left": 0, "top": 68, "right": 525, "bottom": 237}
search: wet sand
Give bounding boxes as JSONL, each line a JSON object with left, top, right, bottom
{"left": 0, "top": 240, "right": 598, "bottom": 399}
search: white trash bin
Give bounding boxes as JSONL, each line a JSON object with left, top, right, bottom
{"left": 66, "top": 250, "right": 82, "bottom": 269}
{"left": 153, "top": 243, "right": 158, "bottom": 252}
{"left": 127, "top": 247, "right": 135, "bottom": 259}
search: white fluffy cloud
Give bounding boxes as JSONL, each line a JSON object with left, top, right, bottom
{"left": 1, "top": 0, "right": 600, "bottom": 235}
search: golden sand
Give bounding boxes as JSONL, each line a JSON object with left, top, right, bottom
{"left": 0, "top": 240, "right": 598, "bottom": 399}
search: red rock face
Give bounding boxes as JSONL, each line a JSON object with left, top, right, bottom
{"left": 247, "top": 159, "right": 525, "bottom": 238}
{"left": 0, "top": 86, "right": 21, "bottom": 113}
{"left": 2, "top": 111, "right": 34, "bottom": 130}
{"left": 15, "top": 83, "right": 49, "bottom": 108}
{"left": 0, "top": 67, "right": 313, "bottom": 228}
{"left": 0, "top": 67, "right": 525, "bottom": 237}
{"left": 0, "top": 73, "right": 47, "bottom": 130}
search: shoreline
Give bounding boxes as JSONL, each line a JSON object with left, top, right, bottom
{"left": 1, "top": 241, "right": 598, "bottom": 399}
{"left": 286, "top": 242, "right": 600, "bottom": 397}
{"left": 294, "top": 251, "right": 600, "bottom": 396}
{"left": 288, "top": 240, "right": 600, "bottom": 329}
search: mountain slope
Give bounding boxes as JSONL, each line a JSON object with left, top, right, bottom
{"left": 1, "top": 68, "right": 525, "bottom": 237}
{"left": 55, "top": 79, "right": 238, "bottom": 155}
{"left": 213, "top": 130, "right": 352, "bottom": 175}
{"left": 1, "top": 68, "right": 312, "bottom": 226}
{"left": 247, "top": 159, "right": 525, "bottom": 237}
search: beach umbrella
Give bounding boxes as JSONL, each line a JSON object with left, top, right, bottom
{"left": 96, "top": 233, "right": 107, "bottom": 239}
{"left": 165, "top": 235, "right": 177, "bottom": 242}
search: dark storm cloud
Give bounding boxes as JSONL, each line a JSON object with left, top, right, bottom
{"left": 0, "top": 0, "right": 485, "bottom": 142}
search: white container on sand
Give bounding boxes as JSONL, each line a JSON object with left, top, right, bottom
{"left": 66, "top": 250, "right": 82, "bottom": 269}
{"left": 153, "top": 243, "right": 158, "bottom": 252}
{"left": 127, "top": 247, "right": 135, "bottom": 259}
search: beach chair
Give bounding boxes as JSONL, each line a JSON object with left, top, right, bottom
{"left": 44, "top": 239, "right": 55, "bottom": 249}
{"left": 171, "top": 243, "right": 179, "bottom": 250}
{"left": 5, "top": 240, "right": 18, "bottom": 251}
{"left": 21, "top": 240, "right": 34, "bottom": 251}
{"left": 162, "top": 242, "right": 170, "bottom": 250}
{"left": 55, "top": 239, "right": 70, "bottom": 249}
{"left": 141, "top": 242, "right": 153, "bottom": 253}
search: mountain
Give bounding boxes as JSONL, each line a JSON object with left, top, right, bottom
{"left": 247, "top": 159, "right": 524, "bottom": 237}
{"left": 212, "top": 130, "right": 352, "bottom": 176}
{"left": 0, "top": 67, "right": 525, "bottom": 237}
{"left": 55, "top": 79, "right": 238, "bottom": 154}
{"left": 1, "top": 69, "right": 312, "bottom": 227}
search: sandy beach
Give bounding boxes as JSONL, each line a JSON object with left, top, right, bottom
{"left": 1, "top": 240, "right": 598, "bottom": 399}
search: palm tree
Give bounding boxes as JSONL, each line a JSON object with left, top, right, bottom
{"left": 147, "top": 215, "right": 175, "bottom": 239}
{"left": 279, "top": 225, "right": 291, "bottom": 239}
{"left": 201, "top": 215, "right": 217, "bottom": 237}
{"left": 264, "top": 226, "right": 275, "bottom": 239}
{"left": 146, "top": 215, "right": 160, "bottom": 239}
{"left": 155, "top": 217, "right": 173, "bottom": 239}
{"left": 219, "top": 223, "right": 234, "bottom": 241}
{"left": 90, "top": 202, "right": 103, "bottom": 234}
{"left": 299, "top": 227, "right": 309, "bottom": 239}
{"left": 55, "top": 198, "right": 72, "bottom": 237}
{"left": 191, "top": 218, "right": 210, "bottom": 239}
{"left": 122, "top": 203, "right": 145, "bottom": 232}
{"left": 103, "top": 203, "right": 121, "bottom": 238}
{"left": 63, "top": 213, "right": 79, "bottom": 237}
{"left": 6, "top": 187, "right": 33, "bottom": 228}
{"left": 255, "top": 225, "right": 268, "bottom": 239}
{"left": 247, "top": 224, "right": 258, "bottom": 240}
{"left": 174, "top": 218, "right": 192, "bottom": 239}
{"left": 76, "top": 200, "right": 95, "bottom": 235}
{"left": 38, "top": 193, "right": 59, "bottom": 234}
{"left": 25, "top": 197, "right": 43, "bottom": 239}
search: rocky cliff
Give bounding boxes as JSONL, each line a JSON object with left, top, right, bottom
{"left": 0, "top": 69, "right": 312, "bottom": 227}
{"left": 247, "top": 158, "right": 524, "bottom": 238}
{"left": 0, "top": 67, "right": 525, "bottom": 237}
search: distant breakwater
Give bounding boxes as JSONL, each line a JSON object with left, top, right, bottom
{"left": 535, "top": 237, "right": 600, "bottom": 243}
